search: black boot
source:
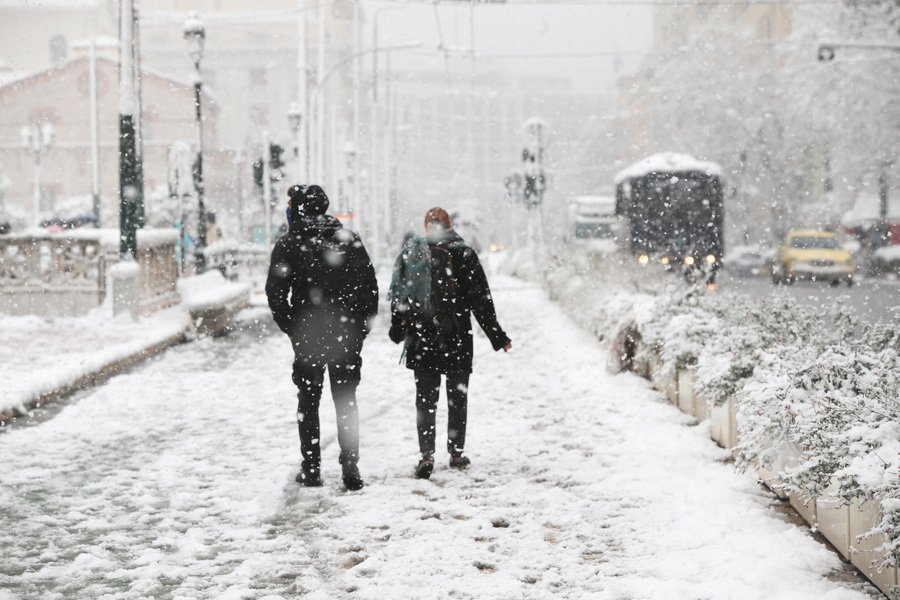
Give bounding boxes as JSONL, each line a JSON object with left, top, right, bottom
{"left": 342, "top": 463, "right": 364, "bottom": 491}
{"left": 449, "top": 454, "right": 471, "bottom": 470}
{"left": 295, "top": 461, "right": 323, "bottom": 487}
{"left": 415, "top": 454, "right": 434, "bottom": 480}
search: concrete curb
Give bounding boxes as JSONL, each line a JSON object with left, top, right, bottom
{"left": 0, "top": 328, "right": 188, "bottom": 424}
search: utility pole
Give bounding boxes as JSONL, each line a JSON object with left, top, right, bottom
{"left": 352, "top": 0, "right": 361, "bottom": 223}
{"left": 262, "top": 132, "right": 273, "bottom": 249}
{"left": 183, "top": 15, "right": 207, "bottom": 272}
{"left": 118, "top": 0, "right": 144, "bottom": 258}
{"left": 879, "top": 162, "right": 891, "bottom": 247}
{"left": 522, "top": 118, "right": 548, "bottom": 276}
{"left": 89, "top": 40, "right": 101, "bottom": 227}
{"left": 297, "top": 0, "right": 309, "bottom": 182}
{"left": 316, "top": 0, "right": 326, "bottom": 183}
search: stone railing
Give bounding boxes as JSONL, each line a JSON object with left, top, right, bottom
{"left": 203, "top": 240, "right": 270, "bottom": 285}
{"left": 134, "top": 229, "right": 180, "bottom": 314}
{"left": 0, "top": 228, "right": 180, "bottom": 317}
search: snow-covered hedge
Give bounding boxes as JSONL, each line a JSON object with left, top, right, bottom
{"left": 537, "top": 247, "right": 900, "bottom": 579}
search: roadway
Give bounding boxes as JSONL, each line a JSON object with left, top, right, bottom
{"left": 717, "top": 270, "right": 899, "bottom": 325}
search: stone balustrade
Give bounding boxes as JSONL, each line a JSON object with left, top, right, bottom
{"left": 0, "top": 228, "right": 180, "bottom": 317}
{"left": 203, "top": 240, "right": 270, "bottom": 284}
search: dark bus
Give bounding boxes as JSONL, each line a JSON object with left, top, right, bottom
{"left": 614, "top": 153, "right": 725, "bottom": 282}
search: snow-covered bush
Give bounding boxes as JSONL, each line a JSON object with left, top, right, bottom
{"left": 538, "top": 250, "right": 900, "bottom": 574}
{"left": 636, "top": 286, "right": 722, "bottom": 378}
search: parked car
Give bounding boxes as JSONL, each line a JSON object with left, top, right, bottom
{"left": 726, "top": 245, "right": 769, "bottom": 278}
{"left": 771, "top": 230, "right": 855, "bottom": 286}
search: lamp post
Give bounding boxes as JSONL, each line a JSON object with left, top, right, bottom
{"left": 818, "top": 41, "right": 899, "bottom": 249}
{"left": 343, "top": 141, "right": 356, "bottom": 216}
{"left": 20, "top": 122, "right": 54, "bottom": 228}
{"left": 287, "top": 102, "right": 303, "bottom": 183}
{"left": 306, "top": 41, "right": 419, "bottom": 253}
{"left": 118, "top": 0, "right": 144, "bottom": 258}
{"left": 183, "top": 14, "right": 207, "bottom": 272}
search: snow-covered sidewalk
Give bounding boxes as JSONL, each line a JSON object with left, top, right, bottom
{"left": 0, "top": 308, "right": 189, "bottom": 417}
{"left": 0, "top": 278, "right": 877, "bottom": 599}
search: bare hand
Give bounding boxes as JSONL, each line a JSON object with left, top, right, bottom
{"left": 503, "top": 343, "right": 512, "bottom": 352}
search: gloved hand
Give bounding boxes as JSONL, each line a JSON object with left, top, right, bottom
{"left": 389, "top": 322, "right": 405, "bottom": 344}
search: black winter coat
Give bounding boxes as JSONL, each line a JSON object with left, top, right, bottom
{"left": 390, "top": 237, "right": 509, "bottom": 374}
{"left": 266, "top": 215, "right": 378, "bottom": 364}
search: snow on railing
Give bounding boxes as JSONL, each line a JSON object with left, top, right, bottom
{"left": 0, "top": 228, "right": 179, "bottom": 316}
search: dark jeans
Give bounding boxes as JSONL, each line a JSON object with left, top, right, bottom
{"left": 414, "top": 370, "right": 470, "bottom": 457}
{"left": 292, "top": 351, "right": 362, "bottom": 470}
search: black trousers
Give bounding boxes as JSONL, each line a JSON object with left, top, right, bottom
{"left": 414, "top": 370, "right": 470, "bottom": 457}
{"left": 292, "top": 351, "right": 362, "bottom": 469}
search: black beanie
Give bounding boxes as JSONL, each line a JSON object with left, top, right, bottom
{"left": 288, "top": 184, "right": 329, "bottom": 217}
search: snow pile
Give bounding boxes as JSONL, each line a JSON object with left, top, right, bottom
{"left": 177, "top": 270, "right": 250, "bottom": 313}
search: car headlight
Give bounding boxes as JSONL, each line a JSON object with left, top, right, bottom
{"left": 705, "top": 254, "right": 716, "bottom": 265}
{"left": 638, "top": 254, "right": 650, "bottom": 265}
{"left": 684, "top": 256, "right": 695, "bottom": 266}
{"left": 660, "top": 256, "right": 670, "bottom": 266}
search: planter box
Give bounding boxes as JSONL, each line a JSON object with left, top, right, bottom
{"left": 693, "top": 393, "right": 709, "bottom": 422}
{"left": 677, "top": 368, "right": 695, "bottom": 416}
{"left": 649, "top": 352, "right": 666, "bottom": 392}
{"left": 756, "top": 443, "right": 801, "bottom": 501}
{"left": 850, "top": 500, "right": 898, "bottom": 597}
{"left": 816, "top": 484, "right": 851, "bottom": 560}
{"left": 665, "top": 374, "right": 679, "bottom": 405}
{"left": 789, "top": 491, "right": 817, "bottom": 526}
{"left": 710, "top": 396, "right": 737, "bottom": 449}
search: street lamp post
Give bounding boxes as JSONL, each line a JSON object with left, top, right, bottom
{"left": 20, "top": 122, "right": 54, "bottom": 228}
{"left": 183, "top": 14, "right": 207, "bottom": 272}
{"left": 287, "top": 102, "right": 303, "bottom": 183}
{"left": 818, "top": 41, "right": 899, "bottom": 249}
{"left": 343, "top": 141, "right": 356, "bottom": 216}
{"left": 306, "top": 41, "right": 419, "bottom": 252}
{"left": 118, "top": 0, "right": 144, "bottom": 258}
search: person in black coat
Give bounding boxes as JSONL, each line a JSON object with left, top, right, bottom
{"left": 389, "top": 207, "right": 511, "bottom": 480}
{"left": 266, "top": 184, "right": 378, "bottom": 491}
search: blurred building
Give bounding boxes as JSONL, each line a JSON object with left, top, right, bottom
{"left": 0, "top": 0, "right": 357, "bottom": 237}
{"left": 387, "top": 67, "right": 613, "bottom": 249}
{"left": 0, "top": 50, "right": 228, "bottom": 228}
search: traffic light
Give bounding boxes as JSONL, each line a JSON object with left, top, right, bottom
{"left": 252, "top": 159, "right": 264, "bottom": 189}
{"left": 269, "top": 144, "right": 285, "bottom": 182}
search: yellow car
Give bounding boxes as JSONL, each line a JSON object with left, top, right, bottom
{"left": 772, "top": 230, "right": 855, "bottom": 286}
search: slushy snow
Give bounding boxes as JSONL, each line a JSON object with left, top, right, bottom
{"left": 0, "top": 278, "right": 876, "bottom": 599}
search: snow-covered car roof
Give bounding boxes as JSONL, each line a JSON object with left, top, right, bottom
{"left": 614, "top": 152, "right": 723, "bottom": 185}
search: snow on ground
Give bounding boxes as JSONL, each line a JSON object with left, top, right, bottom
{"left": 0, "top": 308, "right": 188, "bottom": 414}
{"left": 0, "top": 277, "right": 875, "bottom": 599}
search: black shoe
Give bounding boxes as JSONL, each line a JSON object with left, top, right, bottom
{"left": 295, "top": 462, "right": 323, "bottom": 487}
{"left": 415, "top": 455, "right": 434, "bottom": 480}
{"left": 449, "top": 454, "right": 471, "bottom": 470}
{"left": 296, "top": 469, "right": 323, "bottom": 487}
{"left": 342, "top": 464, "right": 364, "bottom": 491}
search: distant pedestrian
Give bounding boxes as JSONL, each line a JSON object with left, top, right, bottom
{"left": 388, "top": 207, "right": 511, "bottom": 479}
{"left": 266, "top": 184, "right": 378, "bottom": 491}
